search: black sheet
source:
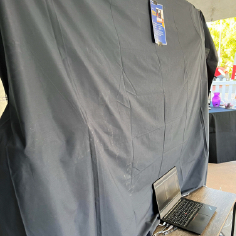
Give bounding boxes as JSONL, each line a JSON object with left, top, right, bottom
{"left": 0, "top": 0, "right": 217, "bottom": 235}
{"left": 209, "top": 107, "right": 236, "bottom": 163}
{"left": 199, "top": 11, "right": 218, "bottom": 95}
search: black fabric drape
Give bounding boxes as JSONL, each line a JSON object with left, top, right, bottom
{"left": 0, "top": 1, "right": 216, "bottom": 235}
{"left": 199, "top": 11, "right": 218, "bottom": 94}
{"left": 209, "top": 108, "right": 236, "bottom": 163}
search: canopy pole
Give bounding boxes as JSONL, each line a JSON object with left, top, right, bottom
{"left": 218, "top": 20, "right": 222, "bottom": 66}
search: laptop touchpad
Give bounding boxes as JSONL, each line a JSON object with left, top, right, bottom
{"left": 187, "top": 214, "right": 211, "bottom": 235}
{"left": 198, "top": 204, "right": 217, "bottom": 217}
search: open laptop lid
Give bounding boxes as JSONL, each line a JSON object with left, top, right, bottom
{"left": 153, "top": 167, "right": 182, "bottom": 219}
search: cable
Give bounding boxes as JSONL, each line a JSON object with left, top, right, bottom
{"left": 153, "top": 224, "right": 170, "bottom": 236}
{"left": 163, "top": 226, "right": 178, "bottom": 235}
{"left": 153, "top": 225, "right": 178, "bottom": 236}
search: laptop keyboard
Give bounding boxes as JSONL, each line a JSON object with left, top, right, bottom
{"left": 164, "top": 198, "right": 203, "bottom": 227}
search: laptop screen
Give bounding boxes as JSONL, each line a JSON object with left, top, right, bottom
{"left": 153, "top": 167, "right": 182, "bottom": 218}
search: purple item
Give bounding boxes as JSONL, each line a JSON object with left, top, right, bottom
{"left": 212, "top": 92, "right": 221, "bottom": 107}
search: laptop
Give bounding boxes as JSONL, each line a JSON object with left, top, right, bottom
{"left": 153, "top": 167, "right": 216, "bottom": 235}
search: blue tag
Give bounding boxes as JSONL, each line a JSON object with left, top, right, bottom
{"left": 150, "top": 1, "right": 167, "bottom": 45}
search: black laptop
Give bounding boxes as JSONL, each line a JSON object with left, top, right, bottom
{"left": 153, "top": 167, "right": 216, "bottom": 235}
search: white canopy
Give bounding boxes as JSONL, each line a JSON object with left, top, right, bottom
{"left": 187, "top": 0, "right": 236, "bottom": 22}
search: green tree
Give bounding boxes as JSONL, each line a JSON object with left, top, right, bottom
{"left": 208, "top": 17, "right": 236, "bottom": 76}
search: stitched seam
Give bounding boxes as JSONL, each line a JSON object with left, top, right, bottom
{"left": 47, "top": 0, "right": 88, "bottom": 124}
{"left": 171, "top": 4, "right": 189, "bottom": 180}
{"left": 108, "top": 0, "right": 134, "bottom": 182}
{"left": 132, "top": 141, "right": 187, "bottom": 179}
{"left": 125, "top": 140, "right": 189, "bottom": 180}
{"left": 190, "top": 5, "right": 202, "bottom": 39}
{"left": 18, "top": 41, "right": 85, "bottom": 121}
{"left": 116, "top": 100, "right": 130, "bottom": 109}
{"left": 122, "top": 71, "right": 137, "bottom": 96}
{"left": 153, "top": 45, "right": 166, "bottom": 179}
{"left": 108, "top": 2, "right": 136, "bottom": 231}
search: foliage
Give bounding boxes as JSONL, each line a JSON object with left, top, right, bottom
{"left": 208, "top": 18, "right": 236, "bottom": 75}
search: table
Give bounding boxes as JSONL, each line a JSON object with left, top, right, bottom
{"left": 153, "top": 187, "right": 236, "bottom": 236}
{"left": 209, "top": 106, "right": 236, "bottom": 163}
